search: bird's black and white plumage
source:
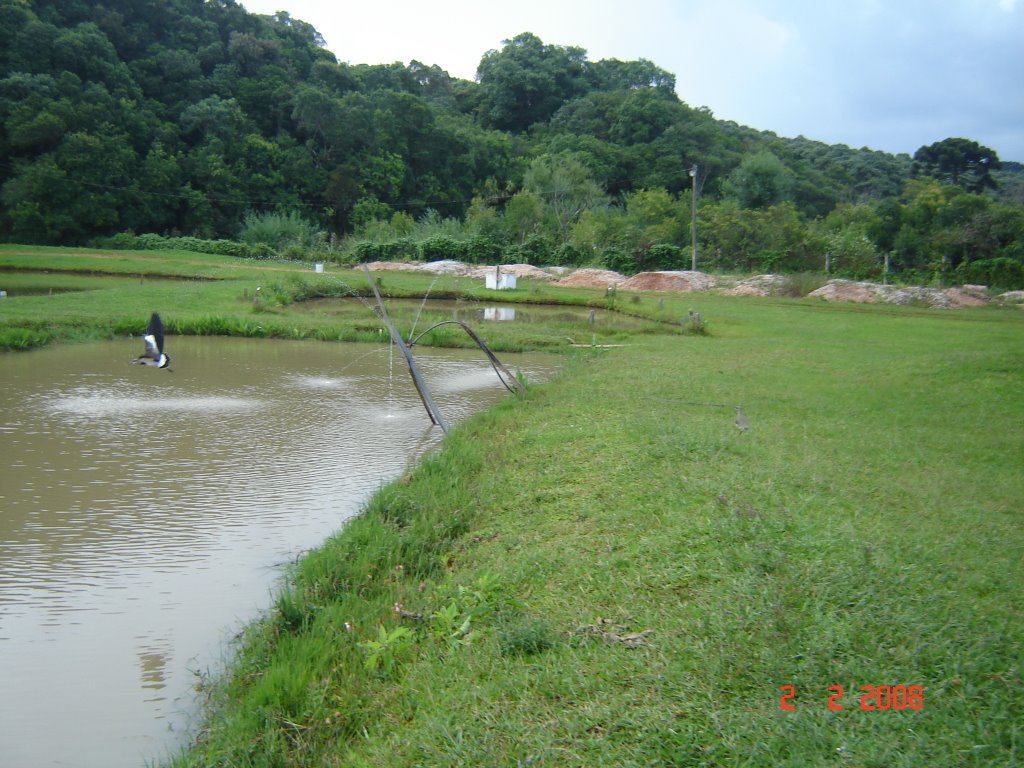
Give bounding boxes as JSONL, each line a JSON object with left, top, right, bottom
{"left": 133, "top": 312, "right": 171, "bottom": 369}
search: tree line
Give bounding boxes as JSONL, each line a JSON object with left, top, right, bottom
{"left": 2, "top": 0, "right": 1023, "bottom": 287}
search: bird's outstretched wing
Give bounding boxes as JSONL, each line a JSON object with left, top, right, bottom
{"left": 144, "top": 313, "right": 165, "bottom": 356}
{"left": 134, "top": 312, "right": 171, "bottom": 368}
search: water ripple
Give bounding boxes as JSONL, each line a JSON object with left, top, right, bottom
{"left": 48, "top": 393, "right": 263, "bottom": 417}
{"left": 0, "top": 336, "right": 559, "bottom": 768}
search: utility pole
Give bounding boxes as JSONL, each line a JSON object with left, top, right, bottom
{"left": 689, "top": 165, "right": 698, "bottom": 272}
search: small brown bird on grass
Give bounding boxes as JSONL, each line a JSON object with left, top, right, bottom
{"left": 735, "top": 405, "right": 749, "bottom": 432}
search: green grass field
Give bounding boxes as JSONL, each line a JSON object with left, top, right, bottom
{"left": 3, "top": 246, "right": 1022, "bottom": 766}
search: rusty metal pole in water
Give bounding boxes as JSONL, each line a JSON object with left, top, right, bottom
{"left": 362, "top": 265, "right": 449, "bottom": 433}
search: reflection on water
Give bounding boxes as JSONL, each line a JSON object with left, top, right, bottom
{"left": 482, "top": 307, "right": 516, "bottom": 321}
{"left": 0, "top": 336, "right": 557, "bottom": 768}
{"left": 138, "top": 642, "right": 169, "bottom": 692}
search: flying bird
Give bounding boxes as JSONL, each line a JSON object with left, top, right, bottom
{"left": 133, "top": 312, "right": 172, "bottom": 370}
{"left": 735, "top": 405, "right": 749, "bottom": 432}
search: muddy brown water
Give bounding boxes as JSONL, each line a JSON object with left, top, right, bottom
{"left": 0, "top": 336, "right": 558, "bottom": 767}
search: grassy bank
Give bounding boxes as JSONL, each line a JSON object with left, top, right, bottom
{"left": 171, "top": 296, "right": 1023, "bottom": 765}
{"left": 0, "top": 245, "right": 677, "bottom": 353}
{"left": 3, "top": 246, "right": 1022, "bottom": 766}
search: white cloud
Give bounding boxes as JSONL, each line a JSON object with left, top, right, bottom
{"left": 681, "top": 1, "right": 803, "bottom": 114}
{"left": 237, "top": 0, "right": 1024, "bottom": 159}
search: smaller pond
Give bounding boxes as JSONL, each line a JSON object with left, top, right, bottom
{"left": 0, "top": 285, "right": 91, "bottom": 297}
{"left": 298, "top": 297, "right": 659, "bottom": 329}
{"left": 0, "top": 270, "right": 159, "bottom": 296}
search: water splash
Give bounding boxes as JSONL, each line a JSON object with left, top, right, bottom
{"left": 408, "top": 274, "right": 441, "bottom": 343}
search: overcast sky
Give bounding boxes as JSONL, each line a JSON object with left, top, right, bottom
{"left": 240, "top": 0, "right": 1024, "bottom": 161}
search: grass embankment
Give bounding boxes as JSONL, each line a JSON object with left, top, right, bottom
{"left": 3, "top": 246, "right": 1022, "bottom": 765}
{"left": 172, "top": 299, "right": 1023, "bottom": 766}
{"left": 0, "top": 245, "right": 658, "bottom": 353}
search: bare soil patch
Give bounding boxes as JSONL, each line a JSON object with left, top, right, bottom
{"left": 808, "top": 279, "right": 995, "bottom": 309}
{"left": 618, "top": 271, "right": 717, "bottom": 292}
{"left": 553, "top": 268, "right": 627, "bottom": 289}
{"left": 723, "top": 274, "right": 791, "bottom": 297}
{"left": 467, "top": 263, "right": 557, "bottom": 280}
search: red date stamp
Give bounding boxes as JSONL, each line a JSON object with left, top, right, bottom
{"left": 779, "top": 685, "right": 923, "bottom": 711}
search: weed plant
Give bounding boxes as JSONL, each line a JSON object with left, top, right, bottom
{"left": 240, "top": 210, "right": 321, "bottom": 253}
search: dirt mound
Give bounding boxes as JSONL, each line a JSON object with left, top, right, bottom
{"left": 940, "top": 288, "right": 988, "bottom": 308}
{"left": 889, "top": 286, "right": 956, "bottom": 308}
{"left": 362, "top": 260, "right": 559, "bottom": 280}
{"left": 416, "top": 260, "right": 473, "bottom": 275}
{"left": 808, "top": 280, "right": 885, "bottom": 303}
{"left": 360, "top": 260, "right": 476, "bottom": 276}
{"left": 554, "top": 268, "right": 627, "bottom": 289}
{"left": 468, "top": 263, "right": 557, "bottom": 280}
{"left": 724, "top": 274, "right": 790, "bottom": 297}
{"left": 361, "top": 261, "right": 416, "bottom": 272}
{"left": 618, "top": 271, "right": 717, "bottom": 292}
{"left": 809, "top": 279, "right": 992, "bottom": 308}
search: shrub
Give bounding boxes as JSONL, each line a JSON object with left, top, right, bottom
{"left": 353, "top": 241, "right": 384, "bottom": 263}
{"left": 240, "top": 210, "right": 320, "bottom": 252}
{"left": 136, "top": 233, "right": 170, "bottom": 250}
{"left": 956, "top": 257, "right": 1024, "bottom": 290}
{"left": 207, "top": 239, "right": 254, "bottom": 257}
{"left": 91, "top": 232, "right": 267, "bottom": 259}
{"left": 174, "top": 236, "right": 206, "bottom": 252}
{"left": 644, "top": 243, "right": 686, "bottom": 271}
{"left": 250, "top": 243, "right": 276, "bottom": 260}
{"left": 826, "top": 230, "right": 882, "bottom": 280}
{"left": 516, "top": 234, "right": 553, "bottom": 266}
{"left": 552, "top": 242, "right": 587, "bottom": 266}
{"left": 462, "top": 235, "right": 502, "bottom": 264}
{"left": 93, "top": 232, "right": 141, "bottom": 250}
{"left": 601, "top": 246, "right": 635, "bottom": 275}
{"left": 419, "top": 235, "right": 463, "bottom": 262}
{"left": 379, "top": 239, "right": 418, "bottom": 261}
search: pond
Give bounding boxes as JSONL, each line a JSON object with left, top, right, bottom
{"left": 0, "top": 336, "right": 559, "bottom": 768}
{"left": 297, "top": 297, "right": 662, "bottom": 330}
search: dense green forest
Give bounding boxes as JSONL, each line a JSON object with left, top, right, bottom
{"left": 2, "top": 0, "right": 1023, "bottom": 286}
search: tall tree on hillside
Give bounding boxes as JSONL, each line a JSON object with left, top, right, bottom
{"left": 724, "top": 151, "right": 794, "bottom": 209}
{"left": 522, "top": 152, "right": 606, "bottom": 242}
{"left": 609, "top": 88, "right": 680, "bottom": 145}
{"left": 912, "top": 137, "right": 1001, "bottom": 193}
{"left": 475, "top": 32, "right": 588, "bottom": 132}
{"left": 585, "top": 58, "right": 676, "bottom": 92}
